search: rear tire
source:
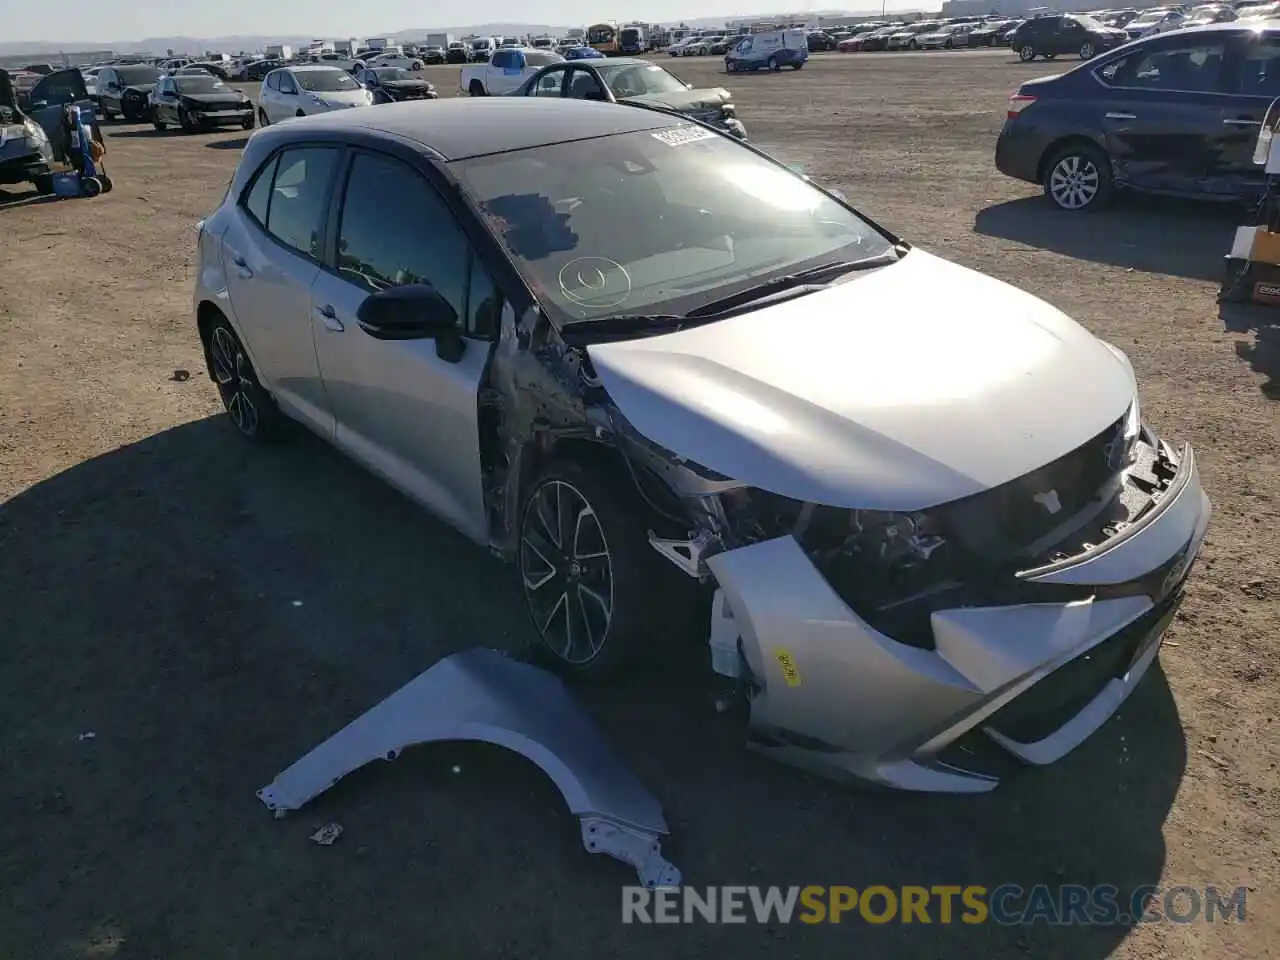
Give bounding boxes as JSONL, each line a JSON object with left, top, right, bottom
{"left": 1079, "top": 41, "right": 1096, "bottom": 59}
{"left": 767, "top": 55, "right": 779, "bottom": 71}
{"left": 203, "top": 315, "right": 291, "bottom": 443}
{"left": 151, "top": 108, "right": 166, "bottom": 131}
{"left": 469, "top": 79, "right": 486, "bottom": 96}
{"left": 1043, "top": 142, "right": 1114, "bottom": 212}
{"left": 1019, "top": 44, "right": 1036, "bottom": 61}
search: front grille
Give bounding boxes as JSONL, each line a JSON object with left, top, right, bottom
{"left": 939, "top": 417, "right": 1123, "bottom": 563}
{"left": 984, "top": 591, "right": 1181, "bottom": 745}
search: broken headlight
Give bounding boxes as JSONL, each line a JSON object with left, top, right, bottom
{"left": 1106, "top": 396, "right": 1142, "bottom": 472}
{"left": 718, "top": 489, "right": 956, "bottom": 647}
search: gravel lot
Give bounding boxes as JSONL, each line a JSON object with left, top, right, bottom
{"left": 1, "top": 49, "right": 1276, "bottom": 959}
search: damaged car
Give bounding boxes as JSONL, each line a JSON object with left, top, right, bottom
{"left": 194, "top": 98, "right": 1210, "bottom": 793}
{"left": 0, "top": 67, "right": 98, "bottom": 195}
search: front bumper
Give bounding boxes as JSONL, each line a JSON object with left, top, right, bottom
{"left": 190, "top": 107, "right": 254, "bottom": 125}
{"left": 704, "top": 441, "right": 1210, "bottom": 792}
{"left": 0, "top": 141, "right": 55, "bottom": 185}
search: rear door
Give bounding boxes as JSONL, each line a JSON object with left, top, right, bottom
{"left": 26, "top": 69, "right": 97, "bottom": 155}
{"left": 219, "top": 144, "right": 341, "bottom": 435}
{"left": 1212, "top": 28, "right": 1280, "bottom": 198}
{"left": 1094, "top": 34, "right": 1232, "bottom": 193}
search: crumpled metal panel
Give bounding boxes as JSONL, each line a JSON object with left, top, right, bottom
{"left": 257, "top": 647, "right": 680, "bottom": 887}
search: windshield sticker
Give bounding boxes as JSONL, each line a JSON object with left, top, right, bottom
{"left": 651, "top": 125, "right": 718, "bottom": 147}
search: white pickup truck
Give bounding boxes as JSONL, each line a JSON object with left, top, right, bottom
{"left": 459, "top": 47, "right": 563, "bottom": 96}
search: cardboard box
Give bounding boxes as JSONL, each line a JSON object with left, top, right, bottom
{"left": 1250, "top": 229, "right": 1280, "bottom": 266}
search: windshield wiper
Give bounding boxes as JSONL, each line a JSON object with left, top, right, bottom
{"left": 559, "top": 313, "right": 687, "bottom": 342}
{"left": 683, "top": 249, "right": 905, "bottom": 319}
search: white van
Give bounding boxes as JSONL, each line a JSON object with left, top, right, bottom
{"left": 724, "top": 28, "right": 810, "bottom": 72}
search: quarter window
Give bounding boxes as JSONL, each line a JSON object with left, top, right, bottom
{"left": 336, "top": 152, "right": 497, "bottom": 333}
{"left": 279, "top": 73, "right": 298, "bottom": 94}
{"left": 242, "top": 154, "right": 277, "bottom": 227}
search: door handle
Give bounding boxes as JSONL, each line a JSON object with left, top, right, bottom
{"left": 1104, "top": 111, "right": 1137, "bottom": 120}
{"left": 232, "top": 255, "right": 253, "bottom": 279}
{"left": 314, "top": 304, "right": 344, "bottom": 331}
{"left": 1224, "top": 118, "right": 1262, "bottom": 127}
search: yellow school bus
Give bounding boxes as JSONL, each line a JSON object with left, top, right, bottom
{"left": 587, "top": 22, "right": 620, "bottom": 54}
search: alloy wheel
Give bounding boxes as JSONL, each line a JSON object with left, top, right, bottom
{"left": 1019, "top": 44, "right": 1035, "bottom": 61}
{"left": 1080, "top": 42, "right": 1095, "bottom": 59}
{"left": 1049, "top": 154, "right": 1100, "bottom": 209}
{"left": 520, "top": 480, "right": 614, "bottom": 666}
{"left": 210, "top": 326, "right": 260, "bottom": 436}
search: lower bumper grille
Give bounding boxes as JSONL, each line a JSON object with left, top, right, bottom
{"left": 985, "top": 591, "right": 1182, "bottom": 745}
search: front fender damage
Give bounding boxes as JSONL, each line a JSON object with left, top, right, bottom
{"left": 256, "top": 648, "right": 681, "bottom": 888}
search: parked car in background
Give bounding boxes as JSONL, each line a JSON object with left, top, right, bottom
{"left": 462, "top": 47, "right": 564, "bottom": 95}
{"left": 23, "top": 63, "right": 55, "bottom": 76}
{"left": 1124, "top": 7, "right": 1187, "bottom": 38}
{"left": 469, "top": 37, "right": 497, "bottom": 62}
{"left": 245, "top": 59, "right": 286, "bottom": 81}
{"left": 996, "top": 22, "right": 1279, "bottom": 211}
{"left": 1099, "top": 9, "right": 1141, "bottom": 28}
{"left": 257, "top": 65, "right": 372, "bottom": 125}
{"left": 887, "top": 22, "right": 943, "bottom": 50}
{"left": 180, "top": 62, "right": 233, "bottom": 81}
{"left": 566, "top": 45, "right": 607, "bottom": 60}
{"left": 195, "top": 98, "right": 1209, "bottom": 792}
{"left": 917, "top": 23, "right": 976, "bottom": 48}
{"left": 682, "top": 36, "right": 722, "bottom": 55}
{"left": 666, "top": 37, "right": 695, "bottom": 56}
{"left": 0, "top": 67, "right": 97, "bottom": 194}
{"left": 366, "top": 51, "right": 425, "bottom": 70}
{"left": 512, "top": 57, "right": 746, "bottom": 138}
{"left": 968, "top": 19, "right": 1021, "bottom": 45}
{"left": 848, "top": 25, "right": 898, "bottom": 51}
{"left": 807, "top": 31, "right": 837, "bottom": 51}
{"left": 725, "top": 28, "right": 810, "bottom": 71}
{"left": 355, "top": 66, "right": 438, "bottom": 102}
{"left": 420, "top": 45, "right": 447, "bottom": 64}
{"left": 446, "top": 40, "right": 471, "bottom": 63}
{"left": 1182, "top": 3, "right": 1237, "bottom": 23}
{"left": 1010, "top": 14, "right": 1129, "bottom": 61}
{"left": 96, "top": 63, "right": 161, "bottom": 120}
{"left": 149, "top": 72, "right": 254, "bottom": 131}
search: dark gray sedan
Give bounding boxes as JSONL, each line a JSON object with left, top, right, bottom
{"left": 510, "top": 57, "right": 746, "bottom": 139}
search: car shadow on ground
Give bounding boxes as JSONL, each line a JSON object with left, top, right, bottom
{"left": 0, "top": 415, "right": 1187, "bottom": 958}
{"left": 0, "top": 186, "right": 59, "bottom": 208}
{"left": 107, "top": 128, "right": 183, "bottom": 139}
{"left": 974, "top": 195, "right": 1239, "bottom": 281}
{"left": 205, "top": 137, "right": 249, "bottom": 150}
{"left": 1220, "top": 301, "right": 1280, "bottom": 399}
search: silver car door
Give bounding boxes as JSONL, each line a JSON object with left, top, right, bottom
{"left": 219, "top": 145, "right": 340, "bottom": 436}
{"left": 310, "top": 148, "right": 493, "bottom": 544}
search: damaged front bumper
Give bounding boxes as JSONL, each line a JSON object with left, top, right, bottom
{"left": 700, "top": 441, "right": 1210, "bottom": 792}
{"left": 257, "top": 648, "right": 681, "bottom": 887}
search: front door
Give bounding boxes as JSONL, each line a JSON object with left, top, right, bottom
{"left": 219, "top": 145, "right": 340, "bottom": 435}
{"left": 1095, "top": 35, "right": 1231, "bottom": 193}
{"left": 309, "top": 148, "right": 495, "bottom": 544}
{"left": 153, "top": 77, "right": 179, "bottom": 123}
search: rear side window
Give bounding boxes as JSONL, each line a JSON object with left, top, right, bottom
{"left": 1113, "top": 41, "right": 1227, "bottom": 92}
{"left": 240, "top": 147, "right": 338, "bottom": 259}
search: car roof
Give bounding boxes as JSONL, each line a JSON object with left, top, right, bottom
{"left": 253, "top": 97, "right": 682, "bottom": 161}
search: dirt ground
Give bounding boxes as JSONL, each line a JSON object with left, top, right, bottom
{"left": 1, "top": 49, "right": 1277, "bottom": 959}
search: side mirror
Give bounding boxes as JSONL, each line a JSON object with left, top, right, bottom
{"left": 356, "top": 284, "right": 464, "bottom": 358}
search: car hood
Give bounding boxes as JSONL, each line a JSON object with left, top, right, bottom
{"left": 586, "top": 249, "right": 1136, "bottom": 512}
{"left": 307, "top": 89, "right": 368, "bottom": 103}
{"left": 624, "top": 87, "right": 729, "bottom": 111}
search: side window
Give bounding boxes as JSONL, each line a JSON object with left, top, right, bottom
{"left": 264, "top": 147, "right": 338, "bottom": 258}
{"left": 567, "top": 68, "right": 606, "bottom": 100}
{"left": 242, "top": 153, "right": 278, "bottom": 227}
{"left": 533, "top": 70, "right": 564, "bottom": 95}
{"left": 279, "top": 73, "right": 298, "bottom": 94}
{"left": 266, "top": 72, "right": 279, "bottom": 91}
{"left": 466, "top": 256, "right": 502, "bottom": 338}
{"left": 335, "top": 152, "right": 470, "bottom": 320}
{"left": 492, "top": 50, "right": 511, "bottom": 69}
{"left": 1235, "top": 38, "right": 1280, "bottom": 97}
{"left": 1119, "top": 41, "right": 1227, "bottom": 92}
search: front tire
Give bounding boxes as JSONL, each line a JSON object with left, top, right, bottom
{"left": 203, "top": 317, "right": 290, "bottom": 443}
{"left": 1044, "top": 143, "right": 1114, "bottom": 212}
{"left": 469, "top": 79, "right": 486, "bottom": 96}
{"left": 517, "top": 459, "right": 669, "bottom": 680}
{"left": 1079, "top": 41, "right": 1096, "bottom": 59}
{"left": 1019, "top": 44, "right": 1036, "bottom": 61}
{"left": 257, "top": 108, "right": 269, "bottom": 126}
{"left": 152, "top": 108, "right": 166, "bottom": 131}
{"left": 767, "top": 55, "right": 779, "bottom": 71}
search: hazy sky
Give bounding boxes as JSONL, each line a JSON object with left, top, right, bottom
{"left": 5, "top": 0, "right": 919, "bottom": 44}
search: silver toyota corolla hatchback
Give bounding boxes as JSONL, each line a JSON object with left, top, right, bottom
{"left": 193, "top": 98, "right": 1210, "bottom": 792}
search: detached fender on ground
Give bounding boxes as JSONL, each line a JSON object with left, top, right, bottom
{"left": 256, "top": 647, "right": 681, "bottom": 888}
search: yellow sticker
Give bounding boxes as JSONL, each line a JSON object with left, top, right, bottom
{"left": 773, "top": 648, "right": 802, "bottom": 687}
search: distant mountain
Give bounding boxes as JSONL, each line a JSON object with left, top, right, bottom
{"left": 0, "top": 11, "right": 929, "bottom": 56}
